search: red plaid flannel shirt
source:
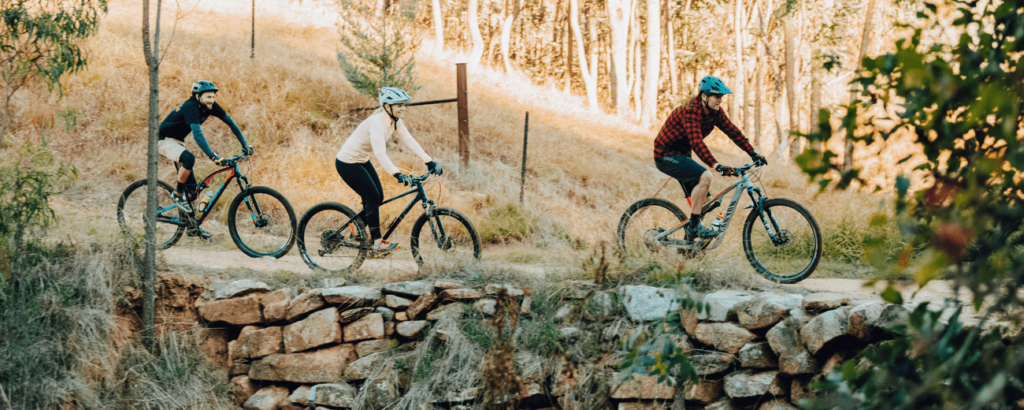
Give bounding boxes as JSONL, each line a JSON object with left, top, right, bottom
{"left": 654, "top": 97, "right": 756, "bottom": 168}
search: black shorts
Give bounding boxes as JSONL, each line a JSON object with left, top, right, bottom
{"left": 655, "top": 155, "right": 708, "bottom": 197}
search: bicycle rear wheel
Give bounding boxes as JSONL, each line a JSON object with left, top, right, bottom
{"left": 410, "top": 207, "right": 482, "bottom": 267}
{"left": 742, "top": 198, "right": 822, "bottom": 283}
{"left": 297, "top": 202, "right": 370, "bottom": 273}
{"left": 117, "top": 179, "right": 185, "bottom": 250}
{"left": 227, "top": 186, "right": 297, "bottom": 258}
{"left": 616, "top": 198, "right": 689, "bottom": 256}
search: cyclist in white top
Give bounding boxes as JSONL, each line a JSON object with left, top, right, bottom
{"left": 335, "top": 87, "right": 442, "bottom": 257}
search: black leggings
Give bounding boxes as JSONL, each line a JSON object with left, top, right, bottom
{"left": 174, "top": 150, "right": 198, "bottom": 194}
{"left": 336, "top": 159, "right": 384, "bottom": 240}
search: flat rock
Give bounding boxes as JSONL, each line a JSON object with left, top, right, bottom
{"left": 474, "top": 299, "right": 496, "bottom": 316}
{"left": 620, "top": 285, "right": 678, "bottom": 321}
{"left": 790, "top": 378, "right": 812, "bottom": 402}
{"left": 434, "top": 280, "right": 464, "bottom": 290}
{"left": 356, "top": 339, "right": 392, "bottom": 357}
{"left": 230, "top": 363, "right": 251, "bottom": 377}
{"left": 802, "top": 292, "right": 853, "bottom": 310}
{"left": 801, "top": 307, "right": 850, "bottom": 354}
{"left": 210, "top": 279, "right": 269, "bottom": 300}
{"left": 739, "top": 342, "right": 778, "bottom": 369}
{"left": 243, "top": 385, "right": 289, "bottom": 410}
{"left": 407, "top": 293, "right": 438, "bottom": 319}
{"left": 376, "top": 306, "right": 395, "bottom": 322}
{"left": 439, "top": 288, "right": 484, "bottom": 300}
{"left": 383, "top": 281, "right": 435, "bottom": 298}
{"left": 682, "top": 379, "right": 724, "bottom": 403}
{"left": 690, "top": 352, "right": 735, "bottom": 376}
{"left": 611, "top": 373, "right": 675, "bottom": 399}
{"left": 553, "top": 302, "right": 574, "bottom": 322}
{"left": 322, "top": 286, "right": 381, "bottom": 308}
{"left": 699, "top": 291, "right": 754, "bottom": 322}
{"left": 723, "top": 370, "right": 785, "bottom": 399}
{"left": 338, "top": 307, "right": 374, "bottom": 323}
{"left": 287, "top": 290, "right": 326, "bottom": 322}
{"left": 849, "top": 302, "right": 884, "bottom": 340}
{"left": 199, "top": 293, "right": 264, "bottom": 325}
{"left": 312, "top": 382, "right": 357, "bottom": 408}
{"left": 877, "top": 304, "right": 910, "bottom": 333}
{"left": 261, "top": 288, "right": 294, "bottom": 324}
{"left": 342, "top": 352, "right": 383, "bottom": 381}
{"left": 395, "top": 311, "right": 408, "bottom": 321}
{"left": 560, "top": 327, "right": 581, "bottom": 341}
{"left": 199, "top": 328, "right": 230, "bottom": 367}
{"left": 237, "top": 326, "right": 283, "bottom": 359}
{"left": 766, "top": 320, "right": 805, "bottom": 356}
{"left": 231, "top": 375, "right": 257, "bottom": 406}
{"left": 344, "top": 313, "right": 385, "bottom": 342}
{"left": 706, "top": 400, "right": 739, "bottom": 410}
{"left": 694, "top": 322, "right": 758, "bottom": 354}
{"left": 485, "top": 284, "right": 524, "bottom": 297}
{"left": 583, "top": 291, "right": 615, "bottom": 321}
{"left": 735, "top": 294, "right": 803, "bottom": 329}
{"left": 680, "top": 306, "right": 699, "bottom": 335}
{"left": 426, "top": 303, "right": 465, "bottom": 320}
{"left": 249, "top": 344, "right": 357, "bottom": 383}
{"left": 758, "top": 400, "right": 799, "bottom": 410}
{"left": 284, "top": 308, "right": 342, "bottom": 353}
{"left": 385, "top": 295, "right": 413, "bottom": 309}
{"left": 778, "top": 351, "right": 819, "bottom": 375}
{"left": 397, "top": 320, "right": 429, "bottom": 338}
{"left": 286, "top": 385, "right": 311, "bottom": 407}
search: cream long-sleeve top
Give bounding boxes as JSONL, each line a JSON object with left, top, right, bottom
{"left": 336, "top": 111, "right": 432, "bottom": 175}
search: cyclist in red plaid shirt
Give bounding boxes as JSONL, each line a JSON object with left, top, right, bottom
{"left": 654, "top": 76, "right": 768, "bottom": 240}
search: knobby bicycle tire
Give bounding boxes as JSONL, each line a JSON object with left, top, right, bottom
{"left": 117, "top": 179, "right": 185, "bottom": 250}
{"left": 296, "top": 202, "right": 370, "bottom": 273}
{"left": 741, "top": 198, "right": 822, "bottom": 284}
{"left": 616, "top": 198, "right": 689, "bottom": 252}
{"left": 410, "top": 207, "right": 482, "bottom": 267}
{"left": 227, "top": 186, "right": 297, "bottom": 258}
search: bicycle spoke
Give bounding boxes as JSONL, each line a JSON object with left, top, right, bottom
{"left": 229, "top": 188, "right": 296, "bottom": 258}
{"left": 411, "top": 209, "right": 481, "bottom": 267}
{"left": 743, "top": 199, "right": 822, "bottom": 283}
{"left": 618, "top": 200, "right": 687, "bottom": 257}
{"left": 117, "top": 180, "right": 184, "bottom": 250}
{"left": 299, "top": 205, "right": 368, "bottom": 272}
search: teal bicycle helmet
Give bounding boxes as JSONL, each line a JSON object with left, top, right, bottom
{"left": 699, "top": 76, "right": 733, "bottom": 95}
{"left": 191, "top": 80, "right": 219, "bottom": 96}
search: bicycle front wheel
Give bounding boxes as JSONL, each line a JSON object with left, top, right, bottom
{"left": 616, "top": 198, "right": 688, "bottom": 255}
{"left": 227, "top": 186, "right": 297, "bottom": 258}
{"left": 297, "top": 202, "right": 370, "bottom": 273}
{"left": 117, "top": 179, "right": 185, "bottom": 250}
{"left": 742, "top": 198, "right": 822, "bottom": 284}
{"left": 410, "top": 207, "right": 482, "bottom": 267}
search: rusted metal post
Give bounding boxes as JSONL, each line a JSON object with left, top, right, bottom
{"left": 457, "top": 63, "right": 470, "bottom": 167}
{"left": 520, "top": 112, "right": 529, "bottom": 204}
{"left": 251, "top": 0, "right": 255, "bottom": 58}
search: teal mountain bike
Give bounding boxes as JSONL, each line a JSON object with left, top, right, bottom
{"left": 617, "top": 162, "right": 822, "bottom": 283}
{"left": 117, "top": 153, "right": 297, "bottom": 258}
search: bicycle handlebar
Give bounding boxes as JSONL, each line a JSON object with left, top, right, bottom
{"left": 219, "top": 153, "right": 250, "bottom": 167}
{"left": 718, "top": 162, "right": 761, "bottom": 177}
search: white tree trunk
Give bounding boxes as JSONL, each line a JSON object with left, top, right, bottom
{"left": 640, "top": 0, "right": 660, "bottom": 127}
{"left": 606, "top": 0, "right": 633, "bottom": 114}
{"left": 468, "top": 0, "right": 485, "bottom": 66}
{"left": 570, "top": 0, "right": 599, "bottom": 110}
{"left": 499, "top": 0, "right": 520, "bottom": 73}
{"left": 433, "top": 0, "right": 444, "bottom": 53}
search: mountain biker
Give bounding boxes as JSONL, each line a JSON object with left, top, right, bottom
{"left": 336, "top": 87, "right": 443, "bottom": 258}
{"left": 654, "top": 75, "right": 768, "bottom": 241}
{"left": 158, "top": 80, "right": 253, "bottom": 239}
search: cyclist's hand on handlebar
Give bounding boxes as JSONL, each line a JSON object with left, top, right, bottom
{"left": 715, "top": 164, "right": 737, "bottom": 177}
{"left": 426, "top": 161, "right": 443, "bottom": 176}
{"left": 394, "top": 173, "right": 414, "bottom": 186}
{"left": 242, "top": 145, "right": 254, "bottom": 156}
{"left": 751, "top": 152, "right": 768, "bottom": 166}
{"left": 213, "top": 156, "right": 229, "bottom": 167}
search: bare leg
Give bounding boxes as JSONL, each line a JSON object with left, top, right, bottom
{"left": 689, "top": 171, "right": 713, "bottom": 222}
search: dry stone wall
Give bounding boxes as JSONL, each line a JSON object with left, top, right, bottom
{"left": 194, "top": 279, "right": 911, "bottom": 410}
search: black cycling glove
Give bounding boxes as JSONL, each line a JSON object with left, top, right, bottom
{"left": 394, "top": 173, "right": 413, "bottom": 186}
{"left": 426, "top": 161, "right": 443, "bottom": 176}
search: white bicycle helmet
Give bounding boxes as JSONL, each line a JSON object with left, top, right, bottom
{"left": 379, "top": 87, "right": 412, "bottom": 106}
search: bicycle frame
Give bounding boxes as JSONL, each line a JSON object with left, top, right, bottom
{"left": 334, "top": 175, "right": 439, "bottom": 244}
{"left": 650, "top": 166, "right": 775, "bottom": 251}
{"left": 154, "top": 162, "right": 252, "bottom": 228}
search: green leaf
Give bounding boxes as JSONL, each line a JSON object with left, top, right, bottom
{"left": 880, "top": 285, "right": 903, "bottom": 305}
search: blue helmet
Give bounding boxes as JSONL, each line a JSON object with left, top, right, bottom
{"left": 191, "top": 80, "right": 219, "bottom": 96}
{"left": 699, "top": 76, "right": 733, "bottom": 95}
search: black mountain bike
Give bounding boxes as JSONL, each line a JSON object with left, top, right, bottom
{"left": 617, "top": 162, "right": 823, "bottom": 283}
{"left": 117, "top": 153, "right": 297, "bottom": 258}
{"left": 297, "top": 173, "right": 481, "bottom": 273}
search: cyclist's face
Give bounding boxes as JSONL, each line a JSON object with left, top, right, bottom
{"left": 390, "top": 104, "right": 407, "bottom": 118}
{"left": 198, "top": 92, "right": 216, "bottom": 109}
{"left": 705, "top": 93, "right": 724, "bottom": 110}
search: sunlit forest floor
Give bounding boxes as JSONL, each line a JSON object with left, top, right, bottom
{"left": 6, "top": 0, "right": 924, "bottom": 287}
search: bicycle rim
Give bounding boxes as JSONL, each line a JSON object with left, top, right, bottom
{"left": 298, "top": 204, "right": 368, "bottom": 273}
{"left": 742, "top": 198, "right": 822, "bottom": 283}
{"left": 228, "top": 187, "right": 296, "bottom": 258}
{"left": 410, "top": 208, "right": 481, "bottom": 268}
{"left": 617, "top": 198, "right": 688, "bottom": 257}
{"left": 117, "top": 180, "right": 184, "bottom": 250}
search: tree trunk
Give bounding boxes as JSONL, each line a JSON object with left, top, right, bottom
{"left": 810, "top": 65, "right": 822, "bottom": 152}
{"left": 758, "top": 9, "right": 785, "bottom": 158}
{"left": 499, "top": 0, "right": 520, "bottom": 73}
{"left": 468, "top": 0, "right": 485, "bottom": 66}
{"left": 433, "top": 0, "right": 444, "bottom": 52}
{"left": 731, "top": 0, "right": 743, "bottom": 124}
{"left": 640, "top": 0, "right": 660, "bottom": 127}
{"left": 570, "top": 0, "right": 599, "bottom": 110}
{"left": 631, "top": 5, "right": 642, "bottom": 122}
{"left": 845, "top": 0, "right": 877, "bottom": 172}
{"left": 141, "top": 0, "right": 162, "bottom": 348}
{"left": 588, "top": 7, "right": 598, "bottom": 83}
{"left": 664, "top": 0, "right": 677, "bottom": 96}
{"left": 738, "top": 0, "right": 748, "bottom": 134}
{"left": 784, "top": 17, "right": 799, "bottom": 159}
{"left": 755, "top": 31, "right": 762, "bottom": 151}
{"left": 565, "top": 10, "right": 573, "bottom": 93}
{"left": 606, "top": 0, "right": 633, "bottom": 114}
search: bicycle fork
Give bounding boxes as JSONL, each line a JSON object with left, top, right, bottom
{"left": 422, "top": 200, "right": 453, "bottom": 250}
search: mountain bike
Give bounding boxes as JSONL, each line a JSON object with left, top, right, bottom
{"left": 117, "top": 153, "right": 297, "bottom": 258}
{"left": 616, "top": 162, "right": 822, "bottom": 283}
{"left": 297, "top": 173, "right": 481, "bottom": 273}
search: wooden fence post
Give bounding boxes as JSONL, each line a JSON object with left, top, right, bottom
{"left": 457, "top": 63, "right": 470, "bottom": 167}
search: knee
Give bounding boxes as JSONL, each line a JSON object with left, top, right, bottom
{"left": 699, "top": 171, "right": 713, "bottom": 185}
{"left": 178, "top": 151, "right": 196, "bottom": 170}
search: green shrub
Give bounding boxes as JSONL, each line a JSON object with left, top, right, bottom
{"left": 478, "top": 202, "right": 538, "bottom": 243}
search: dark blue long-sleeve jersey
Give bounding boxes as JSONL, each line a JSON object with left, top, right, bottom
{"left": 158, "top": 97, "right": 247, "bottom": 159}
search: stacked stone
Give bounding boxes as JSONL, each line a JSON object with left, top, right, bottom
{"left": 196, "top": 279, "right": 910, "bottom": 410}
